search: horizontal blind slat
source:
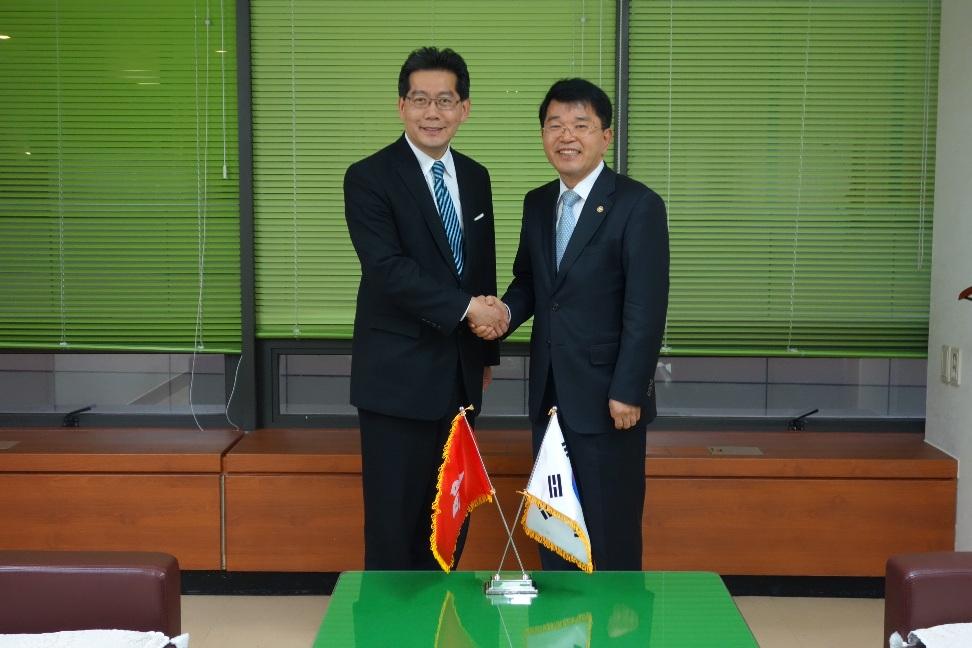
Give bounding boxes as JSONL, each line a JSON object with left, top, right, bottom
{"left": 627, "top": 0, "right": 939, "bottom": 356}
{"left": 0, "top": 0, "right": 242, "bottom": 352}
{"left": 252, "top": 0, "right": 616, "bottom": 340}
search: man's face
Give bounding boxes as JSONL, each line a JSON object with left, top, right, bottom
{"left": 541, "top": 100, "right": 613, "bottom": 187}
{"left": 398, "top": 69, "right": 470, "bottom": 159}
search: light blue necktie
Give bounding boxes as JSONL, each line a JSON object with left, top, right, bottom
{"left": 431, "top": 160, "right": 464, "bottom": 276}
{"left": 555, "top": 189, "right": 581, "bottom": 269}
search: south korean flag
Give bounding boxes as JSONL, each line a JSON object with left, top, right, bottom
{"left": 521, "top": 408, "right": 594, "bottom": 573}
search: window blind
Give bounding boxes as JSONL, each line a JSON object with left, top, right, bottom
{"left": 627, "top": 0, "right": 939, "bottom": 357}
{"left": 0, "top": 0, "right": 241, "bottom": 352}
{"left": 251, "top": 0, "right": 615, "bottom": 339}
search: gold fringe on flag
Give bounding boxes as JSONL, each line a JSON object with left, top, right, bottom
{"left": 519, "top": 491, "right": 594, "bottom": 573}
{"left": 429, "top": 407, "right": 494, "bottom": 573}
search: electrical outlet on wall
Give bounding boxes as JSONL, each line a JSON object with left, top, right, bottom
{"left": 949, "top": 346, "right": 962, "bottom": 386}
{"left": 942, "top": 344, "right": 951, "bottom": 383}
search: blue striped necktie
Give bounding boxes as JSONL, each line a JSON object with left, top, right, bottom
{"left": 431, "top": 160, "right": 464, "bottom": 276}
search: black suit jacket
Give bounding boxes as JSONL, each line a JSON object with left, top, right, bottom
{"left": 344, "top": 135, "right": 499, "bottom": 421}
{"left": 503, "top": 166, "right": 669, "bottom": 434}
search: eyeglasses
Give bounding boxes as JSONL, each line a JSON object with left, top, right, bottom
{"left": 542, "top": 123, "right": 600, "bottom": 138}
{"left": 405, "top": 95, "right": 462, "bottom": 111}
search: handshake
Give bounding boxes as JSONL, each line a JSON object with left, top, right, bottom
{"left": 467, "top": 295, "right": 509, "bottom": 340}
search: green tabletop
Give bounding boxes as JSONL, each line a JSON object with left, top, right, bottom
{"left": 315, "top": 570, "right": 757, "bottom": 647}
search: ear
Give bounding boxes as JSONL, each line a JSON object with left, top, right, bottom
{"left": 458, "top": 99, "right": 471, "bottom": 124}
{"left": 602, "top": 126, "right": 614, "bottom": 149}
{"left": 397, "top": 97, "right": 407, "bottom": 122}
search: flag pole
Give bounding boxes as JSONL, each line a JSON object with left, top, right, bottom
{"left": 476, "top": 408, "right": 539, "bottom": 603}
{"left": 455, "top": 405, "right": 526, "bottom": 575}
{"left": 483, "top": 408, "right": 561, "bottom": 603}
{"left": 491, "top": 489, "right": 528, "bottom": 579}
{"left": 493, "top": 405, "right": 555, "bottom": 578}
{"left": 456, "top": 405, "right": 529, "bottom": 577}
{"left": 496, "top": 497, "right": 527, "bottom": 578}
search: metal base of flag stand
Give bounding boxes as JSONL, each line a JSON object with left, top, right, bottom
{"left": 484, "top": 573, "right": 538, "bottom": 605}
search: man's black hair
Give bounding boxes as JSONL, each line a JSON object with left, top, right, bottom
{"left": 398, "top": 47, "right": 470, "bottom": 100}
{"left": 538, "top": 78, "right": 613, "bottom": 129}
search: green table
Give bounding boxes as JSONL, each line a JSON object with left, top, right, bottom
{"left": 315, "top": 571, "right": 758, "bottom": 647}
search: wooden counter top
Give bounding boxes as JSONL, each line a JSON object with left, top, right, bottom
{"left": 222, "top": 428, "right": 956, "bottom": 479}
{"left": 0, "top": 428, "right": 242, "bottom": 473}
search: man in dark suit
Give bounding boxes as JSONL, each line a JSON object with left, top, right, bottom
{"left": 344, "top": 47, "right": 508, "bottom": 570}
{"left": 473, "top": 78, "right": 669, "bottom": 570}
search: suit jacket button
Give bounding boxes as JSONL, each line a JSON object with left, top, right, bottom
{"left": 552, "top": 303, "right": 559, "bottom": 311}
{"left": 546, "top": 339, "right": 551, "bottom": 346}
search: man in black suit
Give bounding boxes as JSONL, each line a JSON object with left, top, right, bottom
{"left": 473, "top": 78, "right": 669, "bottom": 570}
{"left": 344, "top": 47, "right": 508, "bottom": 570}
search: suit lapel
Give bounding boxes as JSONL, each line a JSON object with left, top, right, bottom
{"left": 537, "top": 181, "right": 559, "bottom": 285}
{"left": 392, "top": 136, "right": 459, "bottom": 279}
{"left": 455, "top": 155, "right": 478, "bottom": 288}
{"left": 554, "top": 167, "right": 616, "bottom": 291}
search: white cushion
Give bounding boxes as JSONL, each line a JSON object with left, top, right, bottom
{"left": 0, "top": 630, "right": 188, "bottom": 648}
{"left": 889, "top": 623, "right": 972, "bottom": 648}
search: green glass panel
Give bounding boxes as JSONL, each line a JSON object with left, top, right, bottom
{"left": 628, "top": 0, "right": 939, "bottom": 357}
{"left": 0, "top": 0, "right": 241, "bottom": 352}
{"left": 251, "top": 0, "right": 616, "bottom": 340}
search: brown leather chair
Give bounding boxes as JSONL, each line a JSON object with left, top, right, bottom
{"left": 884, "top": 551, "right": 972, "bottom": 646}
{"left": 0, "top": 550, "right": 181, "bottom": 637}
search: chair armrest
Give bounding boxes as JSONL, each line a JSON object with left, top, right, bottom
{"left": 885, "top": 551, "right": 972, "bottom": 644}
{"left": 0, "top": 550, "right": 180, "bottom": 637}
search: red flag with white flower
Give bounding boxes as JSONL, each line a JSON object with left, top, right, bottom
{"left": 430, "top": 407, "right": 494, "bottom": 573}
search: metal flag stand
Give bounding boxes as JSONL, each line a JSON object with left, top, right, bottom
{"left": 483, "top": 488, "right": 537, "bottom": 604}
{"left": 482, "top": 409, "right": 561, "bottom": 605}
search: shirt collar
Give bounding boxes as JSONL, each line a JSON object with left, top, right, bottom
{"left": 404, "top": 133, "right": 456, "bottom": 179}
{"left": 559, "top": 160, "right": 605, "bottom": 203}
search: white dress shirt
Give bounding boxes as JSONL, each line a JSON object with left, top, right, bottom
{"left": 556, "top": 160, "right": 605, "bottom": 231}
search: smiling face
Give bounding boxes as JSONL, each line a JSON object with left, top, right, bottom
{"left": 398, "top": 69, "right": 470, "bottom": 159}
{"left": 541, "top": 100, "right": 613, "bottom": 188}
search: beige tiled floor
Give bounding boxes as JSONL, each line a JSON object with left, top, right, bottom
{"left": 735, "top": 596, "right": 885, "bottom": 647}
{"left": 182, "top": 593, "right": 885, "bottom": 647}
{"left": 182, "top": 596, "right": 330, "bottom": 648}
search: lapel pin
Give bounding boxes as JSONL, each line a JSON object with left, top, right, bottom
{"left": 596, "top": 205, "right": 605, "bottom": 214}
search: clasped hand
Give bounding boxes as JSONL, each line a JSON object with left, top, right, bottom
{"left": 467, "top": 295, "right": 509, "bottom": 340}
